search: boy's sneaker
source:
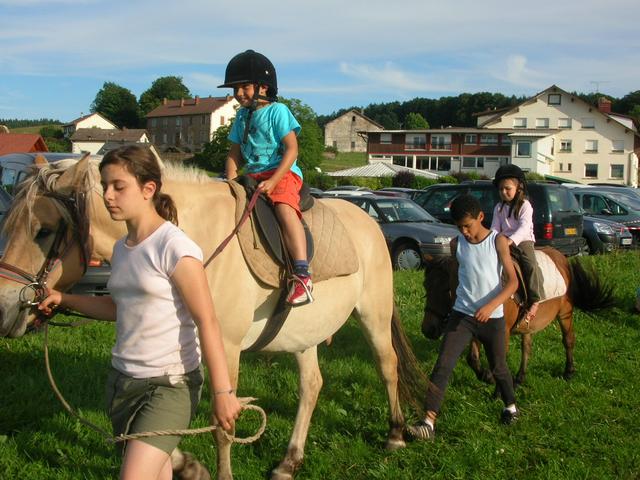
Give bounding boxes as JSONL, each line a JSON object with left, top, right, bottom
{"left": 406, "top": 420, "right": 435, "bottom": 441}
{"left": 501, "top": 407, "right": 520, "bottom": 425}
{"left": 286, "top": 275, "right": 314, "bottom": 306}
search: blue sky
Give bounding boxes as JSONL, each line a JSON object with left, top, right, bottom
{"left": 1, "top": 0, "right": 639, "bottom": 122}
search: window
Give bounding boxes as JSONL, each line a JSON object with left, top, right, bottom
{"left": 557, "top": 163, "right": 572, "bottom": 172}
{"left": 202, "top": 115, "right": 207, "bottom": 125}
{"left": 352, "top": 115, "right": 356, "bottom": 122}
{"left": 189, "top": 116, "right": 193, "bottom": 125}
{"left": 584, "top": 164, "right": 598, "bottom": 179}
{"left": 548, "top": 94, "right": 561, "bottom": 105}
{"left": 220, "top": 116, "right": 225, "bottom": 126}
{"left": 151, "top": 118, "right": 157, "bottom": 127}
{"left": 585, "top": 140, "right": 598, "bottom": 153}
{"left": 162, "top": 117, "right": 168, "bottom": 126}
{"left": 462, "top": 157, "right": 484, "bottom": 169}
{"left": 582, "top": 117, "right": 595, "bottom": 128}
{"left": 558, "top": 118, "right": 572, "bottom": 129}
{"left": 162, "top": 133, "right": 167, "bottom": 143}
{"left": 612, "top": 140, "right": 624, "bottom": 152}
{"left": 430, "top": 134, "right": 450, "bottom": 150}
{"left": 501, "top": 135, "right": 511, "bottom": 145}
{"left": 535, "top": 118, "right": 549, "bottom": 128}
{"left": 464, "top": 134, "right": 477, "bottom": 145}
{"left": 380, "top": 133, "right": 392, "bottom": 144}
{"left": 436, "top": 157, "right": 452, "bottom": 172}
{"left": 393, "top": 156, "right": 410, "bottom": 167}
{"left": 351, "top": 141, "right": 356, "bottom": 150}
{"left": 610, "top": 164, "right": 624, "bottom": 179}
{"left": 513, "top": 118, "right": 527, "bottom": 128}
{"left": 560, "top": 140, "right": 572, "bottom": 152}
{"left": 332, "top": 140, "right": 337, "bottom": 148}
{"left": 516, "top": 141, "right": 531, "bottom": 157}
{"left": 407, "top": 134, "right": 427, "bottom": 149}
{"left": 480, "top": 134, "right": 498, "bottom": 145}
{"left": 175, "top": 117, "right": 182, "bottom": 127}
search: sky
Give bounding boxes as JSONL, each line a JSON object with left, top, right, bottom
{"left": 1, "top": 0, "right": 639, "bottom": 122}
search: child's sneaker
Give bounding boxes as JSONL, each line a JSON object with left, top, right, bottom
{"left": 406, "top": 420, "right": 435, "bottom": 441}
{"left": 501, "top": 407, "right": 520, "bottom": 425}
{"left": 286, "top": 275, "right": 313, "bottom": 306}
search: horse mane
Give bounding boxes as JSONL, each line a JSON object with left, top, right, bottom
{"left": 2, "top": 158, "right": 213, "bottom": 237}
{"left": 423, "top": 255, "right": 454, "bottom": 291}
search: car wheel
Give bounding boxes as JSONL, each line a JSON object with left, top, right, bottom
{"left": 393, "top": 243, "right": 422, "bottom": 270}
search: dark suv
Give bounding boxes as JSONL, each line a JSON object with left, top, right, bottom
{"left": 413, "top": 181, "right": 585, "bottom": 256}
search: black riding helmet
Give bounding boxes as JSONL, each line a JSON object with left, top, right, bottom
{"left": 218, "top": 49, "right": 278, "bottom": 101}
{"left": 493, "top": 164, "right": 526, "bottom": 187}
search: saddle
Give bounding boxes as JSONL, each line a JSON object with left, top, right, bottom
{"left": 227, "top": 178, "right": 359, "bottom": 288}
{"left": 507, "top": 246, "right": 567, "bottom": 328}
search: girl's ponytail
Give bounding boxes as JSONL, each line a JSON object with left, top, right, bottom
{"left": 154, "top": 192, "right": 178, "bottom": 225}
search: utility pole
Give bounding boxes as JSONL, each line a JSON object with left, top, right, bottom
{"left": 589, "top": 81, "right": 610, "bottom": 93}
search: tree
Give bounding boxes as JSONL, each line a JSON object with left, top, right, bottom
{"left": 404, "top": 112, "right": 430, "bottom": 129}
{"left": 279, "top": 98, "right": 324, "bottom": 173}
{"left": 91, "top": 82, "right": 141, "bottom": 128}
{"left": 191, "top": 123, "right": 232, "bottom": 172}
{"left": 139, "top": 76, "right": 191, "bottom": 116}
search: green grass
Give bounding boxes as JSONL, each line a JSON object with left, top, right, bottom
{"left": 320, "top": 152, "right": 367, "bottom": 172}
{"left": 11, "top": 124, "right": 62, "bottom": 134}
{"left": 1, "top": 252, "right": 639, "bottom": 478}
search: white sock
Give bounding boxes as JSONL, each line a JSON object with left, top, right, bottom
{"left": 505, "top": 404, "right": 517, "bottom": 413}
{"left": 422, "top": 417, "right": 435, "bottom": 428}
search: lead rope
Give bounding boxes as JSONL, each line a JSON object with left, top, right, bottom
{"left": 43, "top": 323, "right": 266, "bottom": 444}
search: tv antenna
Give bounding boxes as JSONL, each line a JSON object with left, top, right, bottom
{"left": 589, "top": 81, "right": 610, "bottom": 93}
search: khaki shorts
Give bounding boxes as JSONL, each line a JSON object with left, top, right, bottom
{"left": 105, "top": 365, "right": 203, "bottom": 455}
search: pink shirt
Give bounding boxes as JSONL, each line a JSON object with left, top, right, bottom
{"left": 490, "top": 200, "right": 535, "bottom": 245}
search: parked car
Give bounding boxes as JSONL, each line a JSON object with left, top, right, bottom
{"left": 340, "top": 195, "right": 458, "bottom": 269}
{"left": 323, "top": 186, "right": 373, "bottom": 197}
{"left": 375, "top": 187, "right": 419, "bottom": 198}
{"left": 0, "top": 152, "right": 111, "bottom": 296}
{"left": 581, "top": 185, "right": 640, "bottom": 211}
{"left": 412, "top": 181, "right": 585, "bottom": 256}
{"left": 569, "top": 189, "right": 640, "bottom": 245}
{"left": 583, "top": 215, "right": 633, "bottom": 254}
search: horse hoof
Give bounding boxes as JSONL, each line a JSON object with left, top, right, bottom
{"left": 271, "top": 470, "right": 293, "bottom": 480}
{"left": 385, "top": 438, "right": 406, "bottom": 451}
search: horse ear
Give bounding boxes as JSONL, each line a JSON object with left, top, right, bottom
{"left": 34, "top": 154, "right": 49, "bottom": 166}
{"left": 55, "top": 153, "right": 92, "bottom": 194}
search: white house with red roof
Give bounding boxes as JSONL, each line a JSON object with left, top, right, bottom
{"left": 62, "top": 112, "right": 117, "bottom": 138}
{"left": 146, "top": 96, "right": 239, "bottom": 153}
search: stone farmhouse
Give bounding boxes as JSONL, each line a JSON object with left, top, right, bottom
{"left": 146, "top": 96, "right": 239, "bottom": 154}
{"left": 361, "top": 85, "right": 640, "bottom": 186}
{"left": 324, "top": 109, "right": 383, "bottom": 152}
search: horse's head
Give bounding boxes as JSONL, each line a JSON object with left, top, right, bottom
{"left": 422, "top": 255, "right": 456, "bottom": 340}
{"left": 0, "top": 155, "right": 107, "bottom": 337}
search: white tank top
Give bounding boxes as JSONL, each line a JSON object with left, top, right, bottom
{"left": 453, "top": 230, "right": 504, "bottom": 318}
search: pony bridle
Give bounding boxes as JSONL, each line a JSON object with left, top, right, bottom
{"left": 0, "top": 191, "right": 90, "bottom": 313}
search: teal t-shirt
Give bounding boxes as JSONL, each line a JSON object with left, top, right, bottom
{"left": 228, "top": 102, "right": 303, "bottom": 179}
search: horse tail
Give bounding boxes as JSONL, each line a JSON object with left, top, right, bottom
{"left": 391, "top": 303, "right": 428, "bottom": 416}
{"left": 567, "top": 258, "right": 615, "bottom": 311}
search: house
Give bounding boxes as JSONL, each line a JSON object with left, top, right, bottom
{"left": 363, "top": 127, "right": 513, "bottom": 179}
{"left": 70, "top": 128, "right": 149, "bottom": 155}
{"left": 146, "top": 96, "right": 239, "bottom": 153}
{"left": 0, "top": 133, "right": 49, "bottom": 156}
{"left": 480, "top": 85, "right": 640, "bottom": 186}
{"left": 324, "top": 109, "right": 384, "bottom": 152}
{"left": 62, "top": 113, "right": 117, "bottom": 138}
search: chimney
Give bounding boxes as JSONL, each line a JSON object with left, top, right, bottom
{"left": 180, "top": 98, "right": 184, "bottom": 107}
{"left": 598, "top": 97, "right": 612, "bottom": 114}
{"left": 162, "top": 98, "right": 167, "bottom": 105}
{"left": 195, "top": 95, "right": 200, "bottom": 105}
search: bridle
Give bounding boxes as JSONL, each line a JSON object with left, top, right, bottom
{"left": 0, "top": 191, "right": 91, "bottom": 317}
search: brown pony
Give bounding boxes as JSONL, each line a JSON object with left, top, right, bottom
{"left": 0, "top": 156, "right": 428, "bottom": 480}
{"left": 422, "top": 249, "right": 614, "bottom": 386}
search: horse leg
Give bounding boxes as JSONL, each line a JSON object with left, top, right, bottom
{"left": 466, "top": 338, "right": 494, "bottom": 384}
{"left": 514, "top": 333, "right": 532, "bottom": 387}
{"left": 271, "top": 346, "right": 323, "bottom": 480}
{"left": 557, "top": 302, "right": 576, "bottom": 379}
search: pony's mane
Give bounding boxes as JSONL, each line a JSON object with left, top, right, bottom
{"left": 2, "top": 158, "right": 213, "bottom": 236}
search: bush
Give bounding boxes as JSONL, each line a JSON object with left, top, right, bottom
{"left": 437, "top": 175, "right": 459, "bottom": 184}
{"left": 413, "top": 177, "right": 439, "bottom": 189}
{"left": 526, "top": 172, "right": 546, "bottom": 182}
{"left": 303, "top": 170, "right": 335, "bottom": 190}
{"left": 392, "top": 171, "right": 415, "bottom": 188}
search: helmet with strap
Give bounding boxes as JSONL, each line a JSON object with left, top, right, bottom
{"left": 218, "top": 49, "right": 278, "bottom": 101}
{"left": 493, "top": 164, "right": 526, "bottom": 187}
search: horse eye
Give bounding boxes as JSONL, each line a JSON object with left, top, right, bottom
{"left": 35, "top": 228, "right": 53, "bottom": 240}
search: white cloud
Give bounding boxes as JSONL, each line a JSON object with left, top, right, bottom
{"left": 338, "top": 62, "right": 456, "bottom": 93}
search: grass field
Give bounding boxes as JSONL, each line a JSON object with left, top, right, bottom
{"left": 320, "top": 152, "right": 367, "bottom": 172}
{"left": 1, "top": 252, "right": 639, "bottom": 479}
{"left": 11, "top": 125, "right": 62, "bottom": 134}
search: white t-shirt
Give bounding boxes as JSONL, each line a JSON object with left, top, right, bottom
{"left": 108, "top": 221, "right": 204, "bottom": 378}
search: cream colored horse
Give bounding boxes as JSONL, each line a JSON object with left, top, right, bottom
{"left": 0, "top": 156, "right": 426, "bottom": 480}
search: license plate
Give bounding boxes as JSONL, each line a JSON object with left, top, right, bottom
{"left": 622, "top": 238, "right": 632, "bottom": 245}
{"left": 564, "top": 227, "right": 577, "bottom": 236}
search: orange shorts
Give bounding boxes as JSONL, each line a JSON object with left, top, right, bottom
{"left": 248, "top": 169, "right": 303, "bottom": 217}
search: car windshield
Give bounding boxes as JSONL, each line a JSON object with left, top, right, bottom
{"left": 376, "top": 199, "right": 437, "bottom": 223}
{"left": 597, "top": 191, "right": 640, "bottom": 211}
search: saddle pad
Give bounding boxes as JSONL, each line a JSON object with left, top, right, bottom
{"left": 534, "top": 250, "right": 567, "bottom": 302}
{"left": 228, "top": 181, "right": 359, "bottom": 288}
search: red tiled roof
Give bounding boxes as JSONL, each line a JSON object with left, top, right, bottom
{"left": 70, "top": 128, "right": 148, "bottom": 142}
{"left": 146, "top": 96, "right": 235, "bottom": 118}
{"left": 0, "top": 134, "right": 49, "bottom": 155}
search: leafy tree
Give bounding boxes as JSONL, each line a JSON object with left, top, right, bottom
{"left": 404, "top": 112, "right": 430, "bottom": 129}
{"left": 190, "top": 123, "right": 232, "bottom": 172}
{"left": 139, "top": 76, "right": 191, "bottom": 116}
{"left": 39, "top": 125, "right": 63, "bottom": 139}
{"left": 91, "top": 82, "right": 141, "bottom": 128}
{"left": 279, "top": 98, "right": 324, "bottom": 173}
{"left": 44, "top": 137, "right": 72, "bottom": 152}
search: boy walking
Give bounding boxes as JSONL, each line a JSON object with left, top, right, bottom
{"left": 220, "top": 49, "right": 312, "bottom": 305}
{"left": 409, "top": 194, "right": 519, "bottom": 440}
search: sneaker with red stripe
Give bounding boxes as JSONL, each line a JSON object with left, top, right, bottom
{"left": 287, "top": 275, "right": 314, "bottom": 306}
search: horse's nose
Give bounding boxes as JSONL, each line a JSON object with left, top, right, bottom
{"left": 421, "top": 314, "right": 443, "bottom": 340}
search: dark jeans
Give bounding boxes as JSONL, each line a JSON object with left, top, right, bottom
{"left": 518, "top": 240, "right": 543, "bottom": 304}
{"left": 425, "top": 310, "right": 515, "bottom": 413}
